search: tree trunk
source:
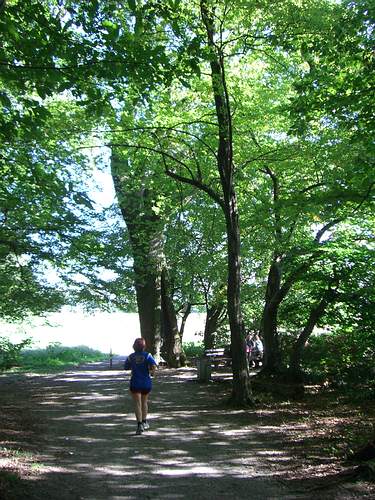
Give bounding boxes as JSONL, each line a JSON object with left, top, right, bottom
{"left": 133, "top": 267, "right": 162, "bottom": 360}
{"left": 261, "top": 260, "right": 282, "bottom": 373}
{"left": 160, "top": 267, "right": 184, "bottom": 367}
{"left": 260, "top": 251, "right": 324, "bottom": 374}
{"left": 225, "top": 204, "right": 251, "bottom": 405}
{"left": 261, "top": 303, "right": 281, "bottom": 372}
{"left": 203, "top": 301, "right": 226, "bottom": 349}
{"left": 111, "top": 154, "right": 163, "bottom": 359}
{"left": 179, "top": 302, "right": 191, "bottom": 341}
{"left": 201, "top": 0, "right": 252, "bottom": 405}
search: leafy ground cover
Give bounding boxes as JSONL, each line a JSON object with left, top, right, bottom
{"left": 0, "top": 362, "right": 374, "bottom": 499}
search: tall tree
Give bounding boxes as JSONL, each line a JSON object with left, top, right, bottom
{"left": 111, "top": 154, "right": 164, "bottom": 359}
{"left": 198, "top": 0, "right": 251, "bottom": 404}
{"left": 2, "top": 0, "right": 373, "bottom": 394}
{"left": 111, "top": 151, "right": 187, "bottom": 366}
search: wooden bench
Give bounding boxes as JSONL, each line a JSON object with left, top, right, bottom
{"left": 196, "top": 348, "right": 231, "bottom": 382}
{"left": 203, "top": 348, "right": 231, "bottom": 368}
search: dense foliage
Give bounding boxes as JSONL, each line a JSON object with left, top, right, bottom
{"left": 304, "top": 329, "right": 375, "bottom": 386}
{"left": 0, "top": 337, "right": 32, "bottom": 370}
{"left": 182, "top": 341, "right": 204, "bottom": 359}
{"left": 0, "top": 1, "right": 373, "bottom": 394}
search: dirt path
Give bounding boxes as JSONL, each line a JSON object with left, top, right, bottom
{"left": 1, "top": 361, "right": 373, "bottom": 499}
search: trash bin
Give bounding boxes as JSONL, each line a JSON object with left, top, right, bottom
{"left": 197, "top": 357, "right": 212, "bottom": 382}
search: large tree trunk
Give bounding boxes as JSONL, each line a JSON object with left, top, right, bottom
{"left": 160, "top": 267, "right": 184, "bottom": 367}
{"left": 133, "top": 267, "right": 162, "bottom": 360}
{"left": 260, "top": 251, "right": 319, "bottom": 374}
{"left": 261, "top": 260, "right": 283, "bottom": 373}
{"left": 201, "top": 0, "right": 252, "bottom": 405}
{"left": 111, "top": 154, "right": 164, "bottom": 359}
{"left": 204, "top": 301, "right": 226, "bottom": 349}
{"left": 225, "top": 201, "right": 251, "bottom": 405}
{"left": 261, "top": 303, "right": 281, "bottom": 371}
{"left": 179, "top": 302, "right": 191, "bottom": 341}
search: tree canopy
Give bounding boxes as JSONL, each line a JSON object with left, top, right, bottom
{"left": 1, "top": 0, "right": 373, "bottom": 398}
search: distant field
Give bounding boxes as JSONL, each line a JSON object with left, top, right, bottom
{"left": 1, "top": 309, "right": 205, "bottom": 355}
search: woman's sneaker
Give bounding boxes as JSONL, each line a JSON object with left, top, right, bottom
{"left": 142, "top": 420, "right": 149, "bottom": 430}
{"left": 136, "top": 423, "right": 144, "bottom": 435}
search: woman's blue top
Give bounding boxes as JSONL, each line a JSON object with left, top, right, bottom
{"left": 124, "top": 351, "right": 157, "bottom": 391}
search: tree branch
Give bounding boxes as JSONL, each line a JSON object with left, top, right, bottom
{"left": 314, "top": 219, "right": 342, "bottom": 243}
{"left": 111, "top": 124, "right": 218, "bottom": 158}
{"left": 109, "top": 142, "right": 224, "bottom": 209}
{"left": 300, "top": 182, "right": 325, "bottom": 194}
{"left": 276, "top": 253, "right": 320, "bottom": 305}
{"left": 354, "top": 181, "right": 375, "bottom": 213}
{"left": 241, "top": 147, "right": 287, "bottom": 168}
{"left": 261, "top": 166, "right": 282, "bottom": 244}
{"left": 165, "top": 166, "right": 224, "bottom": 209}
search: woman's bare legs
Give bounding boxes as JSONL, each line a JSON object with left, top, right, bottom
{"left": 141, "top": 393, "right": 149, "bottom": 422}
{"left": 130, "top": 392, "right": 151, "bottom": 433}
{"left": 130, "top": 392, "right": 142, "bottom": 422}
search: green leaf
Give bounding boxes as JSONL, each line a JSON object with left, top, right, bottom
{"left": 102, "top": 20, "right": 117, "bottom": 31}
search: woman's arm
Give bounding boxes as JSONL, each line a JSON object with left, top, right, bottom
{"left": 124, "top": 356, "right": 132, "bottom": 370}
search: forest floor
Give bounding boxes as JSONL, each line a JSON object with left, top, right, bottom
{"left": 0, "top": 360, "right": 374, "bottom": 499}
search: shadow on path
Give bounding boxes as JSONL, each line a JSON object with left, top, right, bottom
{"left": 0, "top": 361, "right": 353, "bottom": 499}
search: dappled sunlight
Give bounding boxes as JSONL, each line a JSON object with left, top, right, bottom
{"left": 158, "top": 465, "right": 222, "bottom": 477}
{"left": 0, "top": 363, "right": 304, "bottom": 498}
{"left": 69, "top": 394, "right": 119, "bottom": 401}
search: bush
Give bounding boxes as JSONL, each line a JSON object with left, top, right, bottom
{"left": 300, "top": 328, "right": 375, "bottom": 386}
{"left": 183, "top": 341, "right": 204, "bottom": 358}
{"left": 0, "top": 337, "right": 33, "bottom": 370}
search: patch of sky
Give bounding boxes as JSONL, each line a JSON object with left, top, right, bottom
{"left": 265, "top": 131, "right": 298, "bottom": 144}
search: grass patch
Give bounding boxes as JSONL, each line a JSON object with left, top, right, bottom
{"left": 17, "top": 343, "right": 108, "bottom": 372}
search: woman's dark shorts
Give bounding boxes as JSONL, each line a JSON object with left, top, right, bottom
{"left": 130, "top": 387, "right": 151, "bottom": 395}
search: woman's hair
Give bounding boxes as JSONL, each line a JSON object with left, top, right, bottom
{"left": 133, "top": 337, "right": 146, "bottom": 352}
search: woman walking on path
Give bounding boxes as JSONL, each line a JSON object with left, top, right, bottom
{"left": 124, "top": 338, "right": 157, "bottom": 435}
